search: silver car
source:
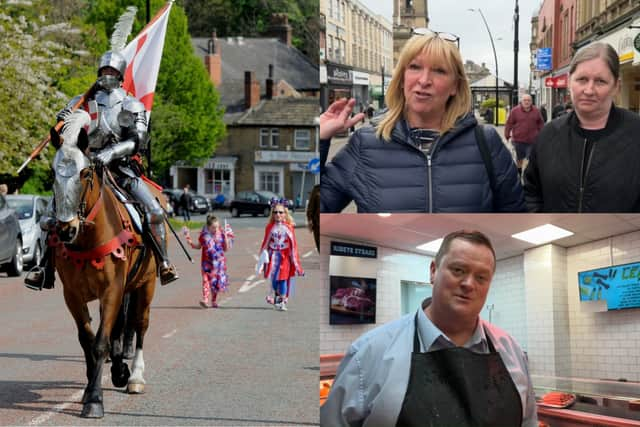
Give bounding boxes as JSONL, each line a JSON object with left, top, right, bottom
{"left": 6, "top": 195, "right": 48, "bottom": 267}
{"left": 0, "top": 193, "right": 23, "bottom": 275}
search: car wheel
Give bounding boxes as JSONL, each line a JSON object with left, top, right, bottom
{"left": 6, "top": 239, "right": 24, "bottom": 277}
{"left": 32, "top": 240, "right": 42, "bottom": 267}
{"left": 231, "top": 207, "right": 239, "bottom": 217}
{"left": 263, "top": 207, "right": 271, "bottom": 217}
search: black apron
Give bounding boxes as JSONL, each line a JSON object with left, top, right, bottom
{"left": 396, "top": 314, "right": 523, "bottom": 427}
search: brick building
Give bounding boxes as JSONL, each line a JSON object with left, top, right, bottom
{"left": 171, "top": 15, "right": 320, "bottom": 205}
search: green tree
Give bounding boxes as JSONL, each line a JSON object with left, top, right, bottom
{"left": 0, "top": 0, "right": 225, "bottom": 190}
{"left": 184, "top": 0, "right": 319, "bottom": 63}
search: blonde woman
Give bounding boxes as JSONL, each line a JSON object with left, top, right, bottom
{"left": 320, "top": 30, "right": 524, "bottom": 213}
{"left": 258, "top": 199, "right": 304, "bottom": 311}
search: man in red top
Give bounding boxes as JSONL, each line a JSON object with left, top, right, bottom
{"left": 504, "top": 94, "right": 544, "bottom": 176}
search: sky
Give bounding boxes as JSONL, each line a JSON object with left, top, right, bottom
{"left": 360, "top": 0, "right": 543, "bottom": 88}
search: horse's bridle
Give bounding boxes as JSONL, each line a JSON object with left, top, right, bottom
{"left": 78, "top": 165, "right": 103, "bottom": 228}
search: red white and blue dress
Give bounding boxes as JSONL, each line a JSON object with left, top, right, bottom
{"left": 199, "top": 227, "right": 230, "bottom": 303}
{"left": 259, "top": 221, "right": 304, "bottom": 300}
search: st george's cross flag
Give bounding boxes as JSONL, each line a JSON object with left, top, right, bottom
{"left": 121, "top": 1, "right": 173, "bottom": 112}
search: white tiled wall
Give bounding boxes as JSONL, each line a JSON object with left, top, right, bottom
{"left": 566, "top": 231, "right": 640, "bottom": 382}
{"left": 320, "top": 237, "right": 430, "bottom": 355}
{"left": 484, "top": 255, "right": 528, "bottom": 350}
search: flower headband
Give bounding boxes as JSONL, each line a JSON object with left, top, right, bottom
{"left": 270, "top": 197, "right": 288, "bottom": 208}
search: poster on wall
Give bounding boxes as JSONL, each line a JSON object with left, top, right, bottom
{"left": 578, "top": 262, "right": 640, "bottom": 310}
{"left": 330, "top": 275, "right": 377, "bottom": 324}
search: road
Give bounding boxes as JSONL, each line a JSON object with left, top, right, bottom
{"left": 0, "top": 211, "right": 319, "bottom": 426}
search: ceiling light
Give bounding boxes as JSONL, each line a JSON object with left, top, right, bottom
{"left": 416, "top": 238, "right": 443, "bottom": 254}
{"left": 511, "top": 224, "right": 573, "bottom": 244}
{"left": 377, "top": 213, "right": 391, "bottom": 217}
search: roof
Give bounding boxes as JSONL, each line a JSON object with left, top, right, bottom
{"left": 470, "top": 74, "right": 512, "bottom": 88}
{"left": 192, "top": 37, "right": 319, "bottom": 109}
{"left": 227, "top": 97, "right": 319, "bottom": 127}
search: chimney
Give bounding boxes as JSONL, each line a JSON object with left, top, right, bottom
{"left": 266, "top": 64, "right": 274, "bottom": 100}
{"left": 244, "top": 71, "right": 260, "bottom": 109}
{"left": 205, "top": 30, "right": 222, "bottom": 87}
{"left": 266, "top": 13, "right": 292, "bottom": 46}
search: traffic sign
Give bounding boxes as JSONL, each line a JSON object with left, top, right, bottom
{"left": 308, "top": 158, "right": 320, "bottom": 174}
{"left": 536, "top": 48, "right": 552, "bottom": 71}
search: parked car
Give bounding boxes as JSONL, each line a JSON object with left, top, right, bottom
{"left": 6, "top": 194, "right": 48, "bottom": 267}
{"left": 0, "top": 193, "right": 24, "bottom": 276}
{"left": 229, "top": 191, "right": 294, "bottom": 217}
{"left": 256, "top": 190, "right": 295, "bottom": 212}
{"left": 209, "top": 194, "right": 230, "bottom": 210}
{"left": 162, "top": 188, "right": 210, "bottom": 215}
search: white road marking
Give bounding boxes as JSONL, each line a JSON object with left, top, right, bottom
{"left": 252, "top": 253, "right": 259, "bottom": 261}
{"left": 238, "top": 279, "right": 265, "bottom": 293}
{"left": 162, "top": 329, "right": 177, "bottom": 338}
{"left": 302, "top": 250, "right": 314, "bottom": 258}
{"left": 28, "top": 374, "right": 109, "bottom": 425}
{"left": 247, "top": 274, "right": 255, "bottom": 281}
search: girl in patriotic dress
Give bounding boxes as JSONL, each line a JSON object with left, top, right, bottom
{"left": 259, "top": 199, "right": 304, "bottom": 311}
{"left": 185, "top": 215, "right": 234, "bottom": 308}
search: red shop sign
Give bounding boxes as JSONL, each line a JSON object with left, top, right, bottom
{"left": 544, "top": 74, "right": 568, "bottom": 88}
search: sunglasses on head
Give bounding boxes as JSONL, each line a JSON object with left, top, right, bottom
{"left": 274, "top": 210, "right": 285, "bottom": 214}
{"left": 411, "top": 27, "right": 460, "bottom": 48}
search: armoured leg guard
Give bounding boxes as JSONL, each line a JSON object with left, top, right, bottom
{"left": 149, "top": 220, "right": 178, "bottom": 286}
{"left": 127, "top": 175, "right": 178, "bottom": 286}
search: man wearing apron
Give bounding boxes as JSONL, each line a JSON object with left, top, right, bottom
{"left": 321, "top": 230, "right": 537, "bottom": 427}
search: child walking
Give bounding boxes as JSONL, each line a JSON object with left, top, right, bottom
{"left": 259, "top": 199, "right": 304, "bottom": 311}
{"left": 184, "top": 215, "right": 233, "bottom": 308}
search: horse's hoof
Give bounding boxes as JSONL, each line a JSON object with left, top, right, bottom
{"left": 111, "top": 362, "right": 131, "bottom": 388}
{"left": 127, "top": 382, "right": 144, "bottom": 394}
{"left": 81, "top": 402, "right": 104, "bottom": 418}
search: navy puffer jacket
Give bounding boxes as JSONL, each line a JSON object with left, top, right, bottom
{"left": 320, "top": 113, "right": 525, "bottom": 213}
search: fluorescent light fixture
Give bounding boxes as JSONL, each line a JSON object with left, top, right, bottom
{"left": 416, "top": 238, "right": 443, "bottom": 253}
{"left": 377, "top": 213, "right": 391, "bottom": 217}
{"left": 511, "top": 224, "right": 573, "bottom": 244}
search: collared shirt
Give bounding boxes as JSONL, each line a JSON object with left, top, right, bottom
{"left": 320, "top": 300, "right": 538, "bottom": 427}
{"left": 416, "top": 300, "right": 488, "bottom": 353}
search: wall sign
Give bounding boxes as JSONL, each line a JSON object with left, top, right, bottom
{"left": 330, "top": 241, "right": 377, "bottom": 258}
{"left": 578, "top": 262, "right": 640, "bottom": 310}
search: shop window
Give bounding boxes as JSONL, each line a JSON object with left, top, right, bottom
{"left": 259, "top": 171, "right": 280, "bottom": 194}
{"left": 401, "top": 280, "right": 432, "bottom": 315}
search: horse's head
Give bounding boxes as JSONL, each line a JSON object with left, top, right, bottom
{"left": 51, "top": 110, "right": 94, "bottom": 243}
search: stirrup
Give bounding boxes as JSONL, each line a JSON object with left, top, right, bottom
{"left": 160, "top": 263, "right": 179, "bottom": 286}
{"left": 24, "top": 266, "right": 45, "bottom": 291}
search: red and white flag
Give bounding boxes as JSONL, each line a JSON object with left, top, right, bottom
{"left": 121, "top": 1, "right": 173, "bottom": 112}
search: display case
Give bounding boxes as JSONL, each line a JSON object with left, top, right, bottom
{"left": 533, "top": 375, "right": 640, "bottom": 426}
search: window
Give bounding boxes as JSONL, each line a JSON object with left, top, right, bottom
{"left": 260, "top": 128, "right": 279, "bottom": 148}
{"left": 401, "top": 280, "right": 432, "bottom": 315}
{"left": 205, "top": 168, "right": 231, "bottom": 194}
{"left": 294, "top": 129, "right": 311, "bottom": 150}
{"left": 259, "top": 171, "right": 280, "bottom": 194}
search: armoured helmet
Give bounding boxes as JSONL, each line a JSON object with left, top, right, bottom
{"left": 98, "top": 51, "right": 126, "bottom": 80}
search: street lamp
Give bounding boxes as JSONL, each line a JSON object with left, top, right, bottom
{"left": 381, "top": 64, "right": 385, "bottom": 109}
{"left": 469, "top": 8, "right": 499, "bottom": 126}
{"left": 513, "top": 0, "right": 519, "bottom": 106}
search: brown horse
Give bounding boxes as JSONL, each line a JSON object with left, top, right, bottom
{"left": 49, "top": 110, "right": 163, "bottom": 418}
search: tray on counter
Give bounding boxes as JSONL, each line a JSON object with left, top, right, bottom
{"left": 537, "top": 391, "right": 577, "bottom": 409}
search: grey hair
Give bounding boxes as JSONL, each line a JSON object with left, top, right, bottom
{"left": 570, "top": 42, "right": 619, "bottom": 80}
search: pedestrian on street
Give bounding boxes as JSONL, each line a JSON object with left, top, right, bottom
{"left": 184, "top": 214, "right": 234, "bottom": 308}
{"left": 320, "top": 29, "right": 525, "bottom": 213}
{"left": 258, "top": 198, "right": 304, "bottom": 311}
{"left": 524, "top": 42, "right": 640, "bottom": 212}
{"left": 504, "top": 94, "right": 544, "bottom": 176}
{"left": 321, "top": 230, "right": 537, "bottom": 427}
{"left": 540, "top": 104, "right": 548, "bottom": 123}
{"left": 180, "top": 184, "right": 192, "bottom": 223}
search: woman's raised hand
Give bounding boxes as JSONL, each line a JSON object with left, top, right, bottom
{"left": 320, "top": 98, "right": 366, "bottom": 140}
